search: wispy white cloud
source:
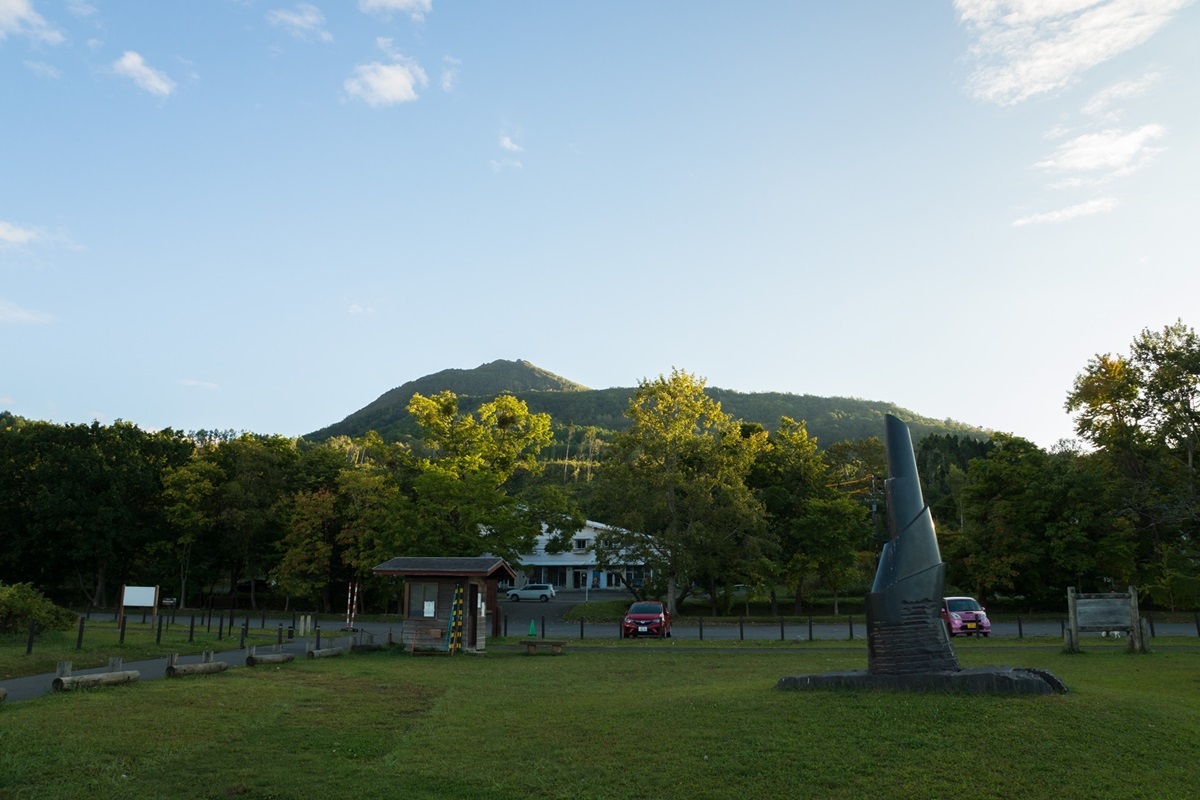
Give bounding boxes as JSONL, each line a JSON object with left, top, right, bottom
{"left": 345, "top": 39, "right": 427, "bottom": 106}
{"left": 0, "top": 220, "right": 40, "bottom": 246}
{"left": 359, "top": 0, "right": 432, "bottom": 22}
{"left": 955, "top": 0, "right": 1192, "bottom": 105}
{"left": 267, "top": 4, "right": 333, "bottom": 42}
{"left": 24, "top": 60, "right": 61, "bottom": 79}
{"left": 112, "top": 51, "right": 176, "bottom": 97}
{"left": 67, "top": 0, "right": 96, "bottom": 17}
{"left": 0, "top": 0, "right": 64, "bottom": 43}
{"left": 1013, "top": 196, "right": 1119, "bottom": 226}
{"left": 179, "top": 378, "right": 219, "bottom": 391}
{"left": 1035, "top": 124, "right": 1164, "bottom": 182}
{"left": 441, "top": 55, "right": 460, "bottom": 92}
{"left": 0, "top": 299, "right": 53, "bottom": 324}
{"left": 345, "top": 61, "right": 427, "bottom": 106}
{"left": 348, "top": 302, "right": 375, "bottom": 316}
{"left": 499, "top": 135, "right": 523, "bottom": 153}
{"left": 1082, "top": 71, "right": 1162, "bottom": 117}
{"left": 490, "top": 158, "right": 523, "bottom": 173}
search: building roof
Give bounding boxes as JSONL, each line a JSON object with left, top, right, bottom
{"left": 372, "top": 556, "right": 516, "bottom": 581}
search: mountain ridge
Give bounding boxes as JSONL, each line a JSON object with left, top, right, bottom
{"left": 305, "top": 359, "right": 988, "bottom": 445}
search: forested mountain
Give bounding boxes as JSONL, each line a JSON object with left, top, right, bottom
{"left": 306, "top": 359, "right": 988, "bottom": 446}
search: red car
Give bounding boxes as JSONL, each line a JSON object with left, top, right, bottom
{"left": 622, "top": 601, "right": 672, "bottom": 638}
{"left": 941, "top": 596, "right": 991, "bottom": 637}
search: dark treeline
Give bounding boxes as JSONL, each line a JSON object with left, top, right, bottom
{"left": 3, "top": 321, "right": 1198, "bottom": 614}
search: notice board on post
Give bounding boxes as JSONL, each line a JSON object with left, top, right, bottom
{"left": 119, "top": 584, "right": 160, "bottom": 628}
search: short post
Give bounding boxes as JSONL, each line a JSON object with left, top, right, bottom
{"left": 261, "top": 611, "right": 267, "bottom": 630}
{"left": 218, "top": 617, "right": 224, "bottom": 640}
{"left": 287, "top": 625, "right": 294, "bottom": 640}
{"left": 277, "top": 623, "right": 283, "bottom": 646}
{"left": 119, "top": 616, "right": 127, "bottom": 644}
{"left": 541, "top": 616, "right": 545, "bottom": 639}
{"left": 206, "top": 607, "right": 212, "bottom": 633}
{"left": 1147, "top": 613, "right": 1156, "bottom": 637}
{"left": 239, "top": 622, "right": 247, "bottom": 649}
{"left": 86, "top": 606, "right": 92, "bottom": 620}
{"left": 189, "top": 615, "right": 196, "bottom": 643}
{"left": 1017, "top": 615, "right": 1024, "bottom": 639}
{"left": 699, "top": 618, "right": 704, "bottom": 641}
{"left": 848, "top": 615, "right": 854, "bottom": 640}
{"left": 229, "top": 605, "right": 235, "bottom": 629}
{"left": 1194, "top": 612, "right": 1200, "bottom": 638}
{"left": 808, "top": 616, "right": 813, "bottom": 641}
{"left": 156, "top": 615, "right": 164, "bottom": 645}
{"left": 1060, "top": 615, "right": 1066, "bottom": 637}
{"left": 141, "top": 609, "right": 147, "bottom": 625}
{"left": 580, "top": 619, "right": 585, "bottom": 640}
{"left": 315, "top": 624, "right": 321, "bottom": 650}
{"left": 739, "top": 617, "right": 744, "bottom": 640}
{"left": 26, "top": 619, "right": 36, "bottom": 656}
{"left": 779, "top": 617, "right": 785, "bottom": 642}
{"left": 503, "top": 612, "right": 508, "bottom": 637}
{"left": 76, "top": 616, "right": 85, "bottom": 651}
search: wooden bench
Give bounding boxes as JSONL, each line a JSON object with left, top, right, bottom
{"left": 520, "top": 639, "right": 567, "bottom": 655}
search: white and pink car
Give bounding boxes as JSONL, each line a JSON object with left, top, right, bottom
{"left": 941, "top": 596, "right": 991, "bottom": 637}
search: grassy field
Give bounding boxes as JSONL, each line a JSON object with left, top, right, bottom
{"left": 2, "top": 639, "right": 1199, "bottom": 799}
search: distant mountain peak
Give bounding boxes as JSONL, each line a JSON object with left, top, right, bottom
{"left": 304, "top": 358, "right": 588, "bottom": 441}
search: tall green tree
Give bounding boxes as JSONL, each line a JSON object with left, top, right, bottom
{"left": 590, "top": 370, "right": 766, "bottom": 615}
{"left": 1065, "top": 320, "right": 1200, "bottom": 606}
{"left": 402, "top": 392, "right": 578, "bottom": 563}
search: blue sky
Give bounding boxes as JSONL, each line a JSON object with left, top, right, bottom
{"left": 3, "top": 0, "right": 1198, "bottom": 448}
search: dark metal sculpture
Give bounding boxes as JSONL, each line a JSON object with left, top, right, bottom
{"left": 777, "top": 414, "right": 1067, "bottom": 694}
{"left": 865, "top": 414, "right": 959, "bottom": 674}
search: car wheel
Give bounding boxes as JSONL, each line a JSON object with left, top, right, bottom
{"left": 539, "top": 595, "right": 549, "bottom": 602}
{"left": 510, "top": 595, "right": 520, "bottom": 601}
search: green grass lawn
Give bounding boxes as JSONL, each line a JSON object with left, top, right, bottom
{"left": 2, "top": 641, "right": 1199, "bottom": 799}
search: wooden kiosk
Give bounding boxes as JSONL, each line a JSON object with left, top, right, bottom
{"left": 372, "top": 556, "right": 516, "bottom": 654}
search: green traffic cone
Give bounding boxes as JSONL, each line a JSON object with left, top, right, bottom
{"left": 529, "top": 619, "right": 537, "bottom": 637}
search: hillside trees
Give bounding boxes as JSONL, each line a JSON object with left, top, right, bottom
{"left": 949, "top": 435, "right": 1136, "bottom": 605}
{"left": 0, "top": 419, "right": 193, "bottom": 605}
{"left": 747, "top": 418, "right": 868, "bottom": 615}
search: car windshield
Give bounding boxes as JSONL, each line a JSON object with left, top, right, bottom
{"left": 947, "top": 598, "right": 981, "bottom": 613}
{"left": 629, "top": 603, "right": 663, "bottom": 615}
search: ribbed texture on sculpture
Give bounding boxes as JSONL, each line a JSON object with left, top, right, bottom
{"left": 866, "top": 415, "right": 960, "bottom": 675}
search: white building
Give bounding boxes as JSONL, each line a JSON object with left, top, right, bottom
{"left": 513, "top": 520, "right": 646, "bottom": 591}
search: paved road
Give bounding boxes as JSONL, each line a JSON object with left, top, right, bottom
{"left": 496, "top": 591, "right": 1200, "bottom": 641}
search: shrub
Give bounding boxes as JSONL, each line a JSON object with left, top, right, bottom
{"left": 0, "top": 582, "right": 78, "bottom": 635}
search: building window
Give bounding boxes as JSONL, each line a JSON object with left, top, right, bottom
{"left": 573, "top": 538, "right": 589, "bottom": 551}
{"left": 408, "top": 582, "right": 438, "bottom": 618}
